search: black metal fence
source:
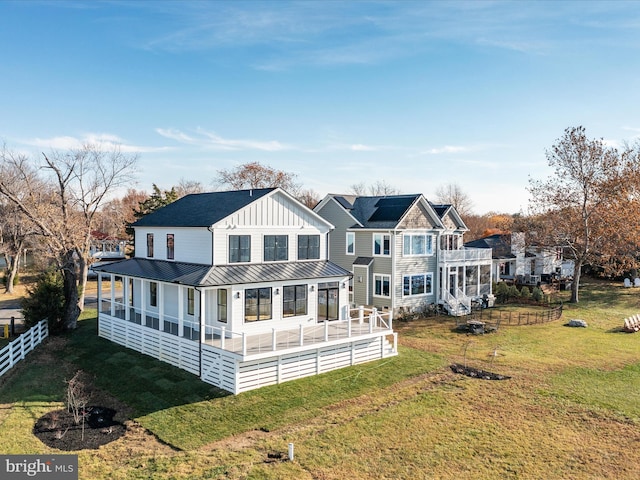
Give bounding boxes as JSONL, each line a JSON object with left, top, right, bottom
{"left": 471, "top": 304, "right": 563, "bottom": 326}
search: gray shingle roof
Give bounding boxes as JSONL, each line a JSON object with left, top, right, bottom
{"left": 132, "top": 188, "right": 275, "bottom": 227}
{"left": 464, "top": 234, "right": 515, "bottom": 259}
{"left": 92, "top": 258, "right": 351, "bottom": 286}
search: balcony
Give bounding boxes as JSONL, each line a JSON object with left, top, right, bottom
{"left": 439, "top": 247, "right": 493, "bottom": 263}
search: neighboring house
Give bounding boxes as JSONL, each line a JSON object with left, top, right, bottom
{"left": 93, "top": 188, "right": 396, "bottom": 394}
{"left": 314, "top": 194, "right": 493, "bottom": 317}
{"left": 90, "top": 231, "right": 127, "bottom": 260}
{"left": 464, "top": 232, "right": 575, "bottom": 284}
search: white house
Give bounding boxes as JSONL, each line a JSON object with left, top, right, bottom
{"left": 93, "top": 188, "right": 396, "bottom": 394}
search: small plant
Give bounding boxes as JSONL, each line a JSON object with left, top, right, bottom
{"left": 520, "top": 286, "right": 531, "bottom": 299}
{"left": 462, "top": 340, "right": 474, "bottom": 368}
{"left": 66, "top": 371, "right": 90, "bottom": 440}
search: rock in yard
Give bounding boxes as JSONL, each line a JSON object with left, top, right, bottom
{"left": 567, "top": 319, "right": 588, "bottom": 328}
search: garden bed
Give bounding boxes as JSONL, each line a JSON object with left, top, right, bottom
{"left": 450, "top": 363, "right": 511, "bottom": 380}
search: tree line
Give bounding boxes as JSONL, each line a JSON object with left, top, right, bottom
{"left": 2, "top": 125, "right": 640, "bottom": 332}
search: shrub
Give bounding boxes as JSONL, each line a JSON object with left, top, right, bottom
{"left": 21, "top": 268, "right": 65, "bottom": 334}
{"left": 531, "top": 287, "right": 544, "bottom": 302}
{"left": 508, "top": 285, "right": 521, "bottom": 299}
{"left": 495, "top": 282, "right": 510, "bottom": 304}
{"left": 520, "top": 286, "right": 531, "bottom": 299}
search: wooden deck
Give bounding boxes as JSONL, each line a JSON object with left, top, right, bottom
{"left": 203, "top": 319, "right": 391, "bottom": 357}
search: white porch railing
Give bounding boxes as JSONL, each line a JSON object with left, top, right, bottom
{"left": 442, "top": 289, "right": 472, "bottom": 316}
{"left": 204, "top": 306, "right": 393, "bottom": 357}
{"left": 439, "top": 248, "right": 493, "bottom": 263}
{"left": 0, "top": 320, "right": 49, "bottom": 378}
{"left": 99, "top": 299, "right": 395, "bottom": 359}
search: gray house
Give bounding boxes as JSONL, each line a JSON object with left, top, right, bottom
{"left": 314, "top": 193, "right": 493, "bottom": 316}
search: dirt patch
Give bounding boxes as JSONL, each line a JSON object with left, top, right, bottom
{"left": 450, "top": 363, "right": 511, "bottom": 380}
{"left": 33, "top": 406, "right": 126, "bottom": 451}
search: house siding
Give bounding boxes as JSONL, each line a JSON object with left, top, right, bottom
{"left": 135, "top": 227, "right": 212, "bottom": 264}
{"left": 315, "top": 199, "right": 356, "bottom": 271}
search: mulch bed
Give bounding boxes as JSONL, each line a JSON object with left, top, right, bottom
{"left": 450, "top": 363, "right": 511, "bottom": 380}
{"left": 33, "top": 406, "right": 126, "bottom": 451}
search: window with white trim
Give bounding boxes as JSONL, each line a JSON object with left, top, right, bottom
{"left": 403, "top": 273, "right": 433, "bottom": 296}
{"left": 403, "top": 233, "right": 433, "bottom": 256}
{"left": 374, "top": 274, "right": 391, "bottom": 297}
{"left": 346, "top": 232, "right": 355, "bottom": 255}
{"left": 373, "top": 233, "right": 390, "bottom": 256}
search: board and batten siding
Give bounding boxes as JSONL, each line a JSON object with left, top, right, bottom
{"left": 212, "top": 191, "right": 331, "bottom": 266}
{"left": 135, "top": 227, "right": 213, "bottom": 264}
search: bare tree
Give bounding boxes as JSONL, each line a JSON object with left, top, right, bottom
{"left": 215, "top": 161, "right": 301, "bottom": 194}
{"left": 0, "top": 199, "right": 39, "bottom": 293}
{"left": 296, "top": 188, "right": 321, "bottom": 209}
{"left": 528, "top": 126, "right": 640, "bottom": 302}
{"left": 435, "top": 183, "right": 474, "bottom": 216}
{"left": 349, "top": 180, "right": 399, "bottom": 196}
{"left": 175, "top": 178, "right": 205, "bottom": 198}
{"left": 0, "top": 143, "right": 137, "bottom": 330}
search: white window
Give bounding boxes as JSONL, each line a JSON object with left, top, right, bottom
{"left": 374, "top": 274, "right": 391, "bottom": 297}
{"left": 403, "top": 273, "right": 433, "bottom": 296}
{"left": 373, "top": 233, "right": 390, "bottom": 256}
{"left": 403, "top": 234, "right": 433, "bottom": 256}
{"left": 346, "top": 232, "right": 355, "bottom": 255}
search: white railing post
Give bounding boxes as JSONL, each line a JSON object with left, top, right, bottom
{"left": 370, "top": 307, "right": 377, "bottom": 333}
{"left": 242, "top": 332, "right": 247, "bottom": 356}
{"left": 220, "top": 326, "right": 226, "bottom": 350}
{"left": 299, "top": 324, "right": 304, "bottom": 346}
{"left": 272, "top": 328, "right": 277, "bottom": 351}
{"left": 359, "top": 305, "right": 364, "bottom": 324}
{"left": 347, "top": 318, "right": 352, "bottom": 337}
{"left": 324, "top": 321, "right": 329, "bottom": 341}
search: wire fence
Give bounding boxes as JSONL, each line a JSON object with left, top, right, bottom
{"left": 471, "top": 304, "right": 563, "bottom": 326}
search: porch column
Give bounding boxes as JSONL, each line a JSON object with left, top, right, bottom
{"left": 110, "top": 275, "right": 116, "bottom": 317}
{"left": 140, "top": 280, "right": 146, "bottom": 327}
{"left": 199, "top": 289, "right": 206, "bottom": 344}
{"left": 97, "top": 273, "right": 102, "bottom": 314}
{"left": 158, "top": 283, "right": 165, "bottom": 332}
{"left": 124, "top": 277, "right": 130, "bottom": 321}
{"left": 178, "top": 287, "right": 184, "bottom": 337}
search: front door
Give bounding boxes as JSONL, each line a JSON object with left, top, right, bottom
{"left": 318, "top": 287, "right": 339, "bottom": 321}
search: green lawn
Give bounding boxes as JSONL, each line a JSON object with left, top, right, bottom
{"left": 1, "top": 278, "right": 639, "bottom": 479}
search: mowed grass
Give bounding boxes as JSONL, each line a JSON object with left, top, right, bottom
{"left": 1, "top": 278, "right": 640, "bottom": 479}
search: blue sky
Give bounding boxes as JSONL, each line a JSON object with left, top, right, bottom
{"left": 2, "top": 0, "right": 640, "bottom": 214}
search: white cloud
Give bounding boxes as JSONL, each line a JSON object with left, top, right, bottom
{"left": 424, "top": 145, "right": 470, "bottom": 155}
{"left": 350, "top": 144, "right": 377, "bottom": 151}
{"left": 156, "top": 127, "right": 293, "bottom": 152}
{"left": 23, "top": 133, "right": 167, "bottom": 153}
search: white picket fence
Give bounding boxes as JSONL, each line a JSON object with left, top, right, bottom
{"left": 0, "top": 320, "right": 49, "bottom": 378}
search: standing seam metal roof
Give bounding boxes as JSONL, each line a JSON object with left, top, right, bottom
{"left": 92, "top": 258, "right": 351, "bottom": 286}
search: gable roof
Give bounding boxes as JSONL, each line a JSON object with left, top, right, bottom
{"left": 334, "top": 194, "right": 422, "bottom": 228}
{"left": 132, "top": 188, "right": 276, "bottom": 228}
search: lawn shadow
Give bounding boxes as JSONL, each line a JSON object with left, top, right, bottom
{"left": 0, "top": 316, "right": 231, "bottom": 421}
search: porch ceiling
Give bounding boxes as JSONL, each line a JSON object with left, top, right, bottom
{"left": 92, "top": 258, "right": 351, "bottom": 287}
